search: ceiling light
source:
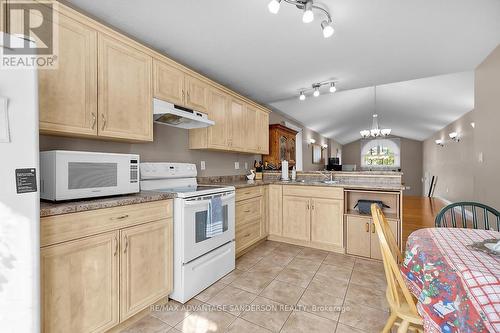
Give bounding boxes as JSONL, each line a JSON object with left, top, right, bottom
{"left": 302, "top": 0, "right": 314, "bottom": 23}
{"left": 449, "top": 132, "right": 460, "bottom": 142}
{"left": 360, "top": 86, "right": 391, "bottom": 138}
{"left": 435, "top": 139, "right": 444, "bottom": 146}
{"left": 329, "top": 82, "right": 336, "bottom": 93}
{"left": 267, "top": 0, "right": 281, "bottom": 14}
{"left": 380, "top": 129, "right": 391, "bottom": 136}
{"left": 360, "top": 130, "right": 371, "bottom": 138}
{"left": 299, "top": 91, "right": 306, "bottom": 101}
{"left": 322, "top": 143, "right": 328, "bottom": 149}
{"left": 313, "top": 86, "right": 320, "bottom": 97}
{"left": 308, "top": 138, "right": 316, "bottom": 144}
{"left": 321, "top": 20, "right": 334, "bottom": 38}
{"left": 470, "top": 122, "right": 475, "bottom": 128}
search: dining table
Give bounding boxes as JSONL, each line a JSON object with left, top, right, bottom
{"left": 401, "top": 227, "right": 500, "bottom": 333}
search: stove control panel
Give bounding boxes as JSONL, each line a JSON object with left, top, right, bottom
{"left": 140, "top": 162, "right": 197, "bottom": 179}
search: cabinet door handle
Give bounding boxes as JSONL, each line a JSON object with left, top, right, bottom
{"left": 91, "top": 113, "right": 96, "bottom": 129}
{"left": 365, "top": 222, "right": 369, "bottom": 232}
{"left": 244, "top": 233, "right": 251, "bottom": 237}
{"left": 307, "top": 202, "right": 310, "bottom": 210}
{"left": 101, "top": 113, "right": 106, "bottom": 130}
{"left": 114, "top": 214, "right": 129, "bottom": 220}
{"left": 113, "top": 235, "right": 118, "bottom": 256}
{"left": 372, "top": 223, "right": 376, "bottom": 233}
{"left": 244, "top": 209, "right": 251, "bottom": 213}
{"left": 182, "top": 89, "right": 185, "bottom": 100}
{"left": 187, "top": 91, "right": 190, "bottom": 102}
{"left": 123, "top": 235, "right": 129, "bottom": 253}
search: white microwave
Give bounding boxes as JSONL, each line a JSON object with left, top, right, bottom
{"left": 40, "top": 150, "right": 140, "bottom": 201}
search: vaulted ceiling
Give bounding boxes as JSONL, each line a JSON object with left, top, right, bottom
{"left": 67, "top": 0, "right": 500, "bottom": 143}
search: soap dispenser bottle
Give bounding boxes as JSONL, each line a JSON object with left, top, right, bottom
{"left": 291, "top": 166, "right": 296, "bottom": 181}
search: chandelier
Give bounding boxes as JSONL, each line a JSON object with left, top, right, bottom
{"left": 360, "top": 86, "right": 391, "bottom": 138}
{"left": 267, "top": 0, "right": 335, "bottom": 38}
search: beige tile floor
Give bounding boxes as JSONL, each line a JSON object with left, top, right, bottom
{"left": 121, "top": 241, "right": 390, "bottom": 333}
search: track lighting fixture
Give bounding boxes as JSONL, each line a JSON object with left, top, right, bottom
{"left": 267, "top": 0, "right": 334, "bottom": 38}
{"left": 435, "top": 139, "right": 444, "bottom": 147}
{"left": 297, "top": 80, "right": 337, "bottom": 100}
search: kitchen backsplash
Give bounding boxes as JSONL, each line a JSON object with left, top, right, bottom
{"left": 39, "top": 123, "right": 260, "bottom": 177}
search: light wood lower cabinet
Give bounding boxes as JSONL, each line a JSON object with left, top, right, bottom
{"left": 41, "top": 231, "right": 119, "bottom": 333}
{"left": 120, "top": 220, "right": 173, "bottom": 320}
{"left": 268, "top": 185, "right": 283, "bottom": 237}
{"left": 269, "top": 186, "right": 344, "bottom": 252}
{"left": 40, "top": 200, "right": 173, "bottom": 333}
{"left": 282, "top": 196, "right": 311, "bottom": 241}
{"left": 346, "top": 215, "right": 398, "bottom": 260}
{"left": 235, "top": 187, "right": 266, "bottom": 257}
{"left": 310, "top": 198, "right": 343, "bottom": 249}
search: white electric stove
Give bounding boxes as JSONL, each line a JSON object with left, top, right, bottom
{"left": 140, "top": 163, "right": 235, "bottom": 303}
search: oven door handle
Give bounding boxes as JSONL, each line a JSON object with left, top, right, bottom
{"left": 184, "top": 192, "right": 235, "bottom": 206}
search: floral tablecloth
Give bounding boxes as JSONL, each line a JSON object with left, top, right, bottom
{"left": 401, "top": 228, "right": 500, "bottom": 333}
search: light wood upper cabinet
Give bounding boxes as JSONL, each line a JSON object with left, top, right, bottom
{"left": 206, "top": 88, "right": 230, "bottom": 149}
{"left": 257, "top": 110, "right": 270, "bottom": 154}
{"left": 120, "top": 219, "right": 172, "bottom": 320}
{"left": 153, "top": 59, "right": 185, "bottom": 105}
{"left": 98, "top": 33, "right": 153, "bottom": 141}
{"left": 268, "top": 185, "right": 283, "bottom": 237}
{"left": 41, "top": 231, "right": 119, "bottom": 333}
{"left": 229, "top": 98, "right": 246, "bottom": 150}
{"left": 245, "top": 105, "right": 259, "bottom": 153}
{"left": 37, "top": 12, "right": 98, "bottom": 137}
{"left": 185, "top": 74, "right": 209, "bottom": 112}
{"left": 282, "top": 196, "right": 311, "bottom": 241}
{"left": 311, "top": 198, "right": 343, "bottom": 248}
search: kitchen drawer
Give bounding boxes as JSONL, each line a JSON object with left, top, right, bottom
{"left": 236, "top": 219, "right": 261, "bottom": 252}
{"left": 41, "top": 200, "right": 172, "bottom": 247}
{"left": 283, "top": 185, "right": 343, "bottom": 200}
{"left": 236, "top": 186, "right": 263, "bottom": 202}
{"left": 236, "top": 197, "right": 263, "bottom": 227}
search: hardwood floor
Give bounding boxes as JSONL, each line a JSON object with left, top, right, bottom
{"left": 402, "top": 196, "right": 447, "bottom": 247}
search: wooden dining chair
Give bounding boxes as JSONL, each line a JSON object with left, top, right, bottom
{"left": 371, "top": 204, "right": 423, "bottom": 333}
{"left": 435, "top": 202, "right": 500, "bottom": 231}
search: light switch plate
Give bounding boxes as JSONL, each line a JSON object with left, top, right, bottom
{"left": 234, "top": 162, "right": 239, "bottom": 170}
{"left": 0, "top": 97, "right": 10, "bottom": 143}
{"left": 478, "top": 152, "right": 484, "bottom": 163}
{"left": 200, "top": 161, "right": 206, "bottom": 170}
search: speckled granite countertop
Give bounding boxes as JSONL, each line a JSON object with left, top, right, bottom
{"left": 40, "top": 191, "right": 175, "bottom": 217}
{"left": 199, "top": 180, "right": 405, "bottom": 191}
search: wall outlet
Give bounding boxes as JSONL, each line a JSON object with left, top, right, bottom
{"left": 244, "top": 162, "right": 248, "bottom": 170}
{"left": 234, "top": 162, "right": 239, "bottom": 170}
{"left": 200, "top": 161, "right": 206, "bottom": 170}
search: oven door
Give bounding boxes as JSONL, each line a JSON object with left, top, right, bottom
{"left": 182, "top": 191, "right": 235, "bottom": 263}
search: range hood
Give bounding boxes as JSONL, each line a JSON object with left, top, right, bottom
{"left": 153, "top": 98, "right": 214, "bottom": 129}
